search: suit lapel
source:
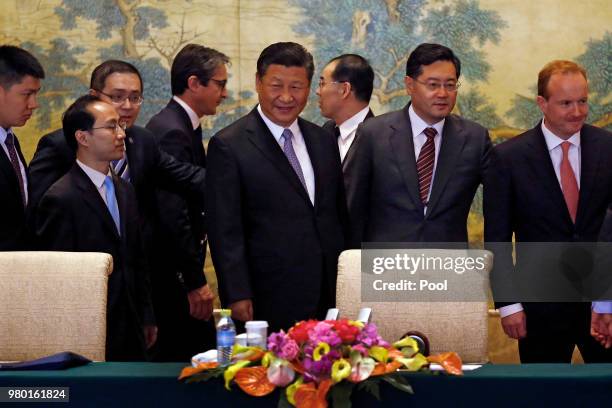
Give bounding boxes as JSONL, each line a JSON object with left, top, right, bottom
{"left": 388, "top": 108, "right": 423, "bottom": 211}
{"left": 72, "top": 165, "right": 121, "bottom": 240}
{"left": 576, "top": 126, "right": 601, "bottom": 226}
{"left": 341, "top": 109, "right": 374, "bottom": 171}
{"left": 524, "top": 126, "right": 574, "bottom": 225}
{"left": 426, "top": 117, "right": 467, "bottom": 216}
{"left": 246, "top": 109, "right": 312, "bottom": 206}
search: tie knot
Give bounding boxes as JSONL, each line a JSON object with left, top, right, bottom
{"left": 282, "top": 128, "right": 293, "bottom": 141}
{"left": 5, "top": 131, "right": 15, "bottom": 147}
{"left": 561, "top": 141, "right": 572, "bottom": 155}
{"left": 104, "top": 175, "right": 113, "bottom": 189}
{"left": 423, "top": 127, "right": 437, "bottom": 139}
{"left": 334, "top": 126, "right": 341, "bottom": 139}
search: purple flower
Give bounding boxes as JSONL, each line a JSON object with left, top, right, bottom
{"left": 268, "top": 330, "right": 300, "bottom": 360}
{"left": 308, "top": 322, "right": 341, "bottom": 348}
{"left": 356, "top": 323, "right": 389, "bottom": 348}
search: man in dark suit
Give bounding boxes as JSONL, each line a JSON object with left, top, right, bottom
{"left": 346, "top": 43, "right": 491, "bottom": 247}
{"left": 485, "top": 60, "right": 612, "bottom": 362}
{"left": 316, "top": 54, "right": 374, "bottom": 179}
{"left": 0, "top": 45, "right": 44, "bottom": 250}
{"left": 206, "top": 42, "right": 346, "bottom": 332}
{"left": 146, "top": 44, "right": 229, "bottom": 361}
{"left": 36, "top": 94, "right": 156, "bottom": 361}
{"left": 591, "top": 204, "right": 612, "bottom": 349}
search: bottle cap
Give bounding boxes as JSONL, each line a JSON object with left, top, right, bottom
{"left": 214, "top": 308, "right": 232, "bottom": 317}
{"left": 245, "top": 321, "right": 268, "bottom": 329}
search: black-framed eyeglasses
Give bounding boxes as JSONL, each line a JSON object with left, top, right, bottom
{"left": 411, "top": 78, "right": 461, "bottom": 92}
{"left": 318, "top": 79, "right": 347, "bottom": 88}
{"left": 209, "top": 78, "right": 227, "bottom": 90}
{"left": 90, "top": 122, "right": 127, "bottom": 134}
{"left": 97, "top": 90, "right": 144, "bottom": 105}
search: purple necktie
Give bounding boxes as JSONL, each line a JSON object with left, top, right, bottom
{"left": 281, "top": 128, "right": 307, "bottom": 190}
{"left": 5, "top": 131, "right": 26, "bottom": 206}
{"left": 416, "top": 127, "right": 437, "bottom": 205}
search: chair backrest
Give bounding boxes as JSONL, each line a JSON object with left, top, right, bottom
{"left": 0, "top": 251, "right": 112, "bottom": 362}
{"left": 336, "top": 249, "right": 492, "bottom": 363}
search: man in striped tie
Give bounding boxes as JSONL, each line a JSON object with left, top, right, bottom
{"left": 345, "top": 43, "right": 491, "bottom": 247}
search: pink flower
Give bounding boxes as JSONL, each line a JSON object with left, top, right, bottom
{"left": 268, "top": 330, "right": 300, "bottom": 360}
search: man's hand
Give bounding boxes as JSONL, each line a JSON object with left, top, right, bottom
{"left": 591, "top": 311, "right": 612, "bottom": 349}
{"left": 501, "top": 310, "right": 527, "bottom": 339}
{"left": 230, "top": 299, "right": 253, "bottom": 322}
{"left": 187, "top": 284, "right": 215, "bottom": 321}
{"left": 144, "top": 325, "right": 158, "bottom": 349}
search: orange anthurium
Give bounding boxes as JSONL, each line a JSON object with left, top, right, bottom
{"left": 293, "top": 379, "right": 332, "bottom": 408}
{"left": 178, "top": 362, "right": 218, "bottom": 380}
{"left": 427, "top": 352, "right": 463, "bottom": 375}
{"left": 234, "top": 366, "right": 276, "bottom": 396}
{"left": 370, "top": 360, "right": 402, "bottom": 376}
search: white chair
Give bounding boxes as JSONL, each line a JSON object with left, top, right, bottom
{"left": 336, "top": 249, "right": 492, "bottom": 363}
{"left": 0, "top": 251, "right": 112, "bottom": 361}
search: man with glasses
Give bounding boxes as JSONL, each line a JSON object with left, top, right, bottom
{"left": 316, "top": 54, "right": 374, "bottom": 182}
{"left": 35, "top": 94, "right": 155, "bottom": 361}
{"left": 146, "top": 44, "right": 229, "bottom": 361}
{"left": 345, "top": 43, "right": 491, "bottom": 247}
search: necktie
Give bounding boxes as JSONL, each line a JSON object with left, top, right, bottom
{"left": 4, "top": 131, "right": 26, "bottom": 206}
{"left": 334, "top": 126, "right": 341, "bottom": 139}
{"left": 112, "top": 156, "right": 129, "bottom": 181}
{"left": 281, "top": 128, "right": 307, "bottom": 190}
{"left": 103, "top": 175, "right": 121, "bottom": 234}
{"left": 560, "top": 141, "right": 579, "bottom": 223}
{"left": 416, "top": 127, "right": 437, "bottom": 205}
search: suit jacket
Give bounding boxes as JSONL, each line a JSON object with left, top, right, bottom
{"left": 35, "top": 164, "right": 153, "bottom": 361}
{"left": 146, "top": 99, "right": 207, "bottom": 291}
{"left": 206, "top": 108, "right": 347, "bottom": 331}
{"left": 27, "top": 125, "right": 206, "bottom": 260}
{"left": 345, "top": 104, "right": 491, "bottom": 247}
{"left": 322, "top": 108, "right": 374, "bottom": 173}
{"left": 0, "top": 133, "right": 29, "bottom": 250}
{"left": 484, "top": 123, "right": 612, "bottom": 332}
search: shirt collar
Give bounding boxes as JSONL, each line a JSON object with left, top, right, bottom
{"left": 257, "top": 104, "right": 300, "bottom": 144}
{"left": 541, "top": 120, "right": 581, "bottom": 151}
{"left": 338, "top": 106, "right": 370, "bottom": 141}
{"left": 0, "top": 127, "right": 13, "bottom": 144}
{"left": 408, "top": 104, "right": 445, "bottom": 138}
{"left": 172, "top": 95, "right": 201, "bottom": 130}
{"left": 76, "top": 159, "right": 110, "bottom": 189}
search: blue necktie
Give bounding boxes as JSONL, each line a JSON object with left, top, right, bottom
{"left": 281, "top": 128, "right": 307, "bottom": 190}
{"left": 103, "top": 175, "right": 121, "bottom": 234}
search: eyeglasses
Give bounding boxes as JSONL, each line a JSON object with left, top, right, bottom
{"left": 209, "top": 78, "right": 227, "bottom": 90}
{"left": 318, "top": 79, "right": 347, "bottom": 88}
{"left": 411, "top": 78, "right": 461, "bottom": 92}
{"left": 97, "top": 90, "right": 144, "bottom": 105}
{"left": 90, "top": 122, "right": 127, "bottom": 134}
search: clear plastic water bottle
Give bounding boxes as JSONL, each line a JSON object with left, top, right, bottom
{"left": 216, "top": 309, "right": 236, "bottom": 367}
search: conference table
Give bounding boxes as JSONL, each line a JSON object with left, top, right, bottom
{"left": 1, "top": 363, "right": 611, "bottom": 407}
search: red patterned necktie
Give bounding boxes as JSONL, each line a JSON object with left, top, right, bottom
{"left": 5, "top": 131, "right": 26, "bottom": 206}
{"left": 417, "top": 127, "right": 437, "bottom": 204}
{"left": 560, "top": 141, "right": 579, "bottom": 223}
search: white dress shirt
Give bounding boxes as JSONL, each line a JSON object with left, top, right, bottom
{"left": 408, "top": 105, "right": 444, "bottom": 213}
{"left": 257, "top": 105, "right": 315, "bottom": 205}
{"left": 76, "top": 159, "right": 112, "bottom": 205}
{"left": 173, "top": 95, "right": 201, "bottom": 130}
{"left": 337, "top": 106, "right": 370, "bottom": 162}
{"left": 0, "top": 127, "right": 29, "bottom": 205}
{"left": 498, "top": 120, "right": 582, "bottom": 318}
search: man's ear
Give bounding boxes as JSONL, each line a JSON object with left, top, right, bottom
{"left": 187, "top": 75, "right": 201, "bottom": 92}
{"left": 75, "top": 129, "right": 89, "bottom": 148}
{"left": 536, "top": 95, "right": 547, "bottom": 113}
{"left": 404, "top": 76, "right": 414, "bottom": 96}
{"left": 340, "top": 82, "right": 352, "bottom": 99}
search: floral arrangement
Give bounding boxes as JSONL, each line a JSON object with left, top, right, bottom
{"left": 179, "top": 319, "right": 462, "bottom": 407}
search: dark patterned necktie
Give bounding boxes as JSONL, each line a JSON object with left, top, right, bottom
{"left": 5, "top": 131, "right": 26, "bottom": 206}
{"left": 334, "top": 126, "right": 340, "bottom": 139}
{"left": 112, "top": 156, "right": 129, "bottom": 181}
{"left": 416, "top": 127, "right": 437, "bottom": 205}
{"left": 281, "top": 128, "right": 307, "bottom": 190}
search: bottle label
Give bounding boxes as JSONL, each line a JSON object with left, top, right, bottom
{"left": 217, "top": 330, "right": 236, "bottom": 347}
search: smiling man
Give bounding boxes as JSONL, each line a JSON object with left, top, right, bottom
{"left": 0, "top": 45, "right": 44, "bottom": 250}
{"left": 206, "top": 42, "right": 347, "bottom": 332}
{"left": 35, "top": 95, "right": 156, "bottom": 361}
{"left": 345, "top": 43, "right": 491, "bottom": 247}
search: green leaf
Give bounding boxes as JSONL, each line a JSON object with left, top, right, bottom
{"left": 357, "top": 378, "right": 381, "bottom": 401}
{"left": 329, "top": 381, "right": 355, "bottom": 408}
{"left": 381, "top": 374, "right": 414, "bottom": 395}
{"left": 183, "top": 367, "right": 225, "bottom": 384}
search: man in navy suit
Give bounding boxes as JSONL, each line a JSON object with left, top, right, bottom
{"left": 485, "top": 60, "right": 612, "bottom": 362}
{"left": 36, "top": 94, "right": 155, "bottom": 361}
{"left": 591, "top": 204, "right": 612, "bottom": 349}
{"left": 206, "top": 42, "right": 347, "bottom": 332}
{"left": 146, "top": 44, "right": 229, "bottom": 361}
{"left": 0, "top": 45, "right": 44, "bottom": 250}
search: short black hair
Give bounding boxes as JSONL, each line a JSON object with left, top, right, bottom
{"left": 62, "top": 94, "right": 103, "bottom": 151}
{"left": 90, "top": 60, "right": 143, "bottom": 93}
{"left": 328, "top": 54, "right": 374, "bottom": 103}
{"left": 171, "top": 44, "right": 230, "bottom": 95}
{"left": 0, "top": 45, "right": 45, "bottom": 89}
{"left": 405, "top": 43, "right": 461, "bottom": 79}
{"left": 256, "top": 42, "right": 314, "bottom": 82}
